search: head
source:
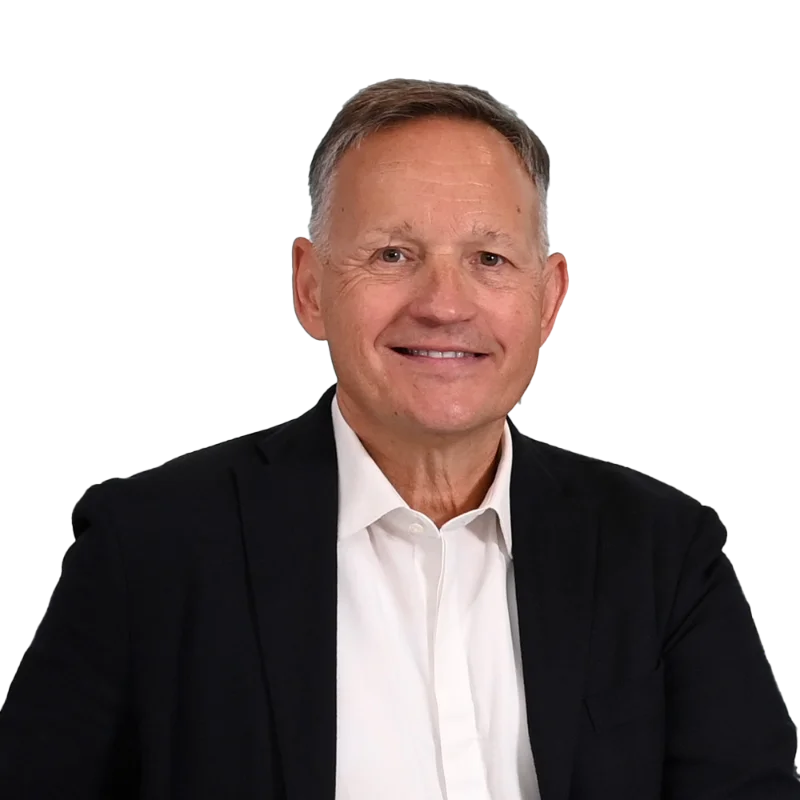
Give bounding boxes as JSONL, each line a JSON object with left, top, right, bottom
{"left": 292, "top": 78, "right": 568, "bottom": 443}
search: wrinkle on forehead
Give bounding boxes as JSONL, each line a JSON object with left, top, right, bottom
{"left": 329, "top": 118, "right": 541, "bottom": 258}
{"left": 362, "top": 220, "right": 522, "bottom": 249}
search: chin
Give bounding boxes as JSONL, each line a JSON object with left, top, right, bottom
{"left": 399, "top": 402, "right": 491, "bottom": 436}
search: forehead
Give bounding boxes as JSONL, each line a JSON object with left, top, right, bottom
{"left": 332, "top": 118, "right": 538, "bottom": 250}
{"left": 338, "top": 116, "right": 531, "bottom": 184}
{"left": 359, "top": 220, "right": 524, "bottom": 252}
{"left": 335, "top": 118, "right": 537, "bottom": 214}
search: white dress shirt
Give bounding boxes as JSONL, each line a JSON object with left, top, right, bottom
{"left": 332, "top": 394, "right": 540, "bottom": 800}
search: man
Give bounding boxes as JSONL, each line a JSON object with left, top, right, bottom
{"left": 0, "top": 78, "right": 798, "bottom": 799}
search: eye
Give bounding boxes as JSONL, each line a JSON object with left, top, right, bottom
{"left": 478, "top": 251, "right": 506, "bottom": 267}
{"left": 379, "top": 247, "right": 406, "bottom": 263}
{"left": 374, "top": 248, "right": 506, "bottom": 267}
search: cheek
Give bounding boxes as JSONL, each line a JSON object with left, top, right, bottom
{"left": 324, "top": 277, "right": 399, "bottom": 352}
{"left": 490, "top": 298, "right": 541, "bottom": 352}
{"left": 346, "top": 301, "right": 384, "bottom": 349}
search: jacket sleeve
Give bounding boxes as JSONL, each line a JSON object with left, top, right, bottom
{"left": 663, "top": 504, "right": 800, "bottom": 798}
{"left": 0, "top": 483, "right": 138, "bottom": 798}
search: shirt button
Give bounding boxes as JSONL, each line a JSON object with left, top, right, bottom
{"left": 408, "top": 522, "right": 424, "bottom": 535}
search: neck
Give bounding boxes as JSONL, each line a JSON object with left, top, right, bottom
{"left": 337, "top": 392, "right": 505, "bottom": 528}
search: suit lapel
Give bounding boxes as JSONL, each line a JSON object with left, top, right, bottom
{"left": 233, "top": 387, "right": 599, "bottom": 800}
{"left": 509, "top": 418, "right": 599, "bottom": 800}
{"left": 234, "top": 385, "right": 340, "bottom": 800}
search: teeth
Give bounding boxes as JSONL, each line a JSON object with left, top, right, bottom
{"left": 407, "top": 349, "right": 472, "bottom": 358}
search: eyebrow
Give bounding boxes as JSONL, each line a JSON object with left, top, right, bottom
{"left": 360, "top": 221, "right": 521, "bottom": 249}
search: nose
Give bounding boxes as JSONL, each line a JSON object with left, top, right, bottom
{"left": 407, "top": 253, "right": 479, "bottom": 325}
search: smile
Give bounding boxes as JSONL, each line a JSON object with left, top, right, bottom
{"left": 390, "top": 347, "right": 489, "bottom": 368}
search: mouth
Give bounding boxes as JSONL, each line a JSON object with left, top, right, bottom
{"left": 389, "top": 347, "right": 488, "bottom": 370}
{"left": 392, "top": 347, "right": 487, "bottom": 358}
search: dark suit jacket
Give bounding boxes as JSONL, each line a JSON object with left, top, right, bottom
{"left": 1, "top": 383, "right": 798, "bottom": 799}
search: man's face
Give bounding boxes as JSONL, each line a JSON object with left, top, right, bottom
{"left": 293, "top": 116, "right": 568, "bottom": 439}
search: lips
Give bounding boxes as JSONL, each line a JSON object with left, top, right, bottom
{"left": 391, "top": 347, "right": 487, "bottom": 357}
{"left": 389, "top": 347, "right": 490, "bottom": 367}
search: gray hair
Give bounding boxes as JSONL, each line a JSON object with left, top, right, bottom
{"left": 307, "top": 78, "right": 551, "bottom": 263}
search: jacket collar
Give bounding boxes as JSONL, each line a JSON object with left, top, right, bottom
{"left": 330, "top": 389, "right": 514, "bottom": 556}
{"left": 235, "top": 383, "right": 598, "bottom": 800}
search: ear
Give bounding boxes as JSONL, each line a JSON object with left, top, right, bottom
{"left": 539, "top": 251, "right": 569, "bottom": 346}
{"left": 292, "top": 237, "right": 327, "bottom": 341}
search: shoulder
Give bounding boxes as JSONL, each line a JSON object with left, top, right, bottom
{"left": 518, "top": 436, "right": 724, "bottom": 586}
{"left": 518, "top": 434, "right": 706, "bottom": 525}
{"left": 71, "top": 420, "right": 289, "bottom": 538}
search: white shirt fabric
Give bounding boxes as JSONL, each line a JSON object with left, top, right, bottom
{"left": 332, "top": 393, "right": 540, "bottom": 800}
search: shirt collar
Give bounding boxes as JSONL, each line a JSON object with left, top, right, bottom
{"left": 331, "top": 393, "right": 514, "bottom": 557}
